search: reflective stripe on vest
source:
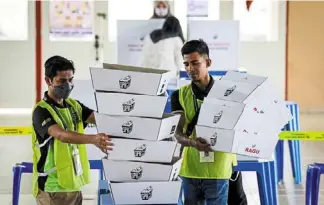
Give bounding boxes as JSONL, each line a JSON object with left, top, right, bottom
{"left": 38, "top": 167, "right": 57, "bottom": 177}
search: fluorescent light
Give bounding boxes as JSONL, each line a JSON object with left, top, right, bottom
{"left": 0, "top": 108, "right": 32, "bottom": 115}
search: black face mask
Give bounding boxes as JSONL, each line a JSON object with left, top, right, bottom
{"left": 53, "top": 82, "right": 74, "bottom": 100}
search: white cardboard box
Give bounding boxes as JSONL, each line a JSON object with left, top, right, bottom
{"left": 95, "top": 113, "right": 180, "bottom": 141}
{"left": 90, "top": 63, "right": 172, "bottom": 96}
{"left": 220, "top": 71, "right": 292, "bottom": 123}
{"left": 207, "top": 79, "right": 258, "bottom": 103}
{"left": 109, "top": 181, "right": 182, "bottom": 205}
{"left": 196, "top": 125, "right": 279, "bottom": 159}
{"left": 95, "top": 92, "right": 168, "bottom": 118}
{"left": 107, "top": 138, "right": 178, "bottom": 163}
{"left": 198, "top": 98, "right": 288, "bottom": 134}
{"left": 102, "top": 157, "right": 182, "bottom": 182}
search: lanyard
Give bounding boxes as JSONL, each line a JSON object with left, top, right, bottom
{"left": 190, "top": 86, "right": 199, "bottom": 113}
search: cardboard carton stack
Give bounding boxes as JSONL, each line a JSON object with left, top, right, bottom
{"left": 195, "top": 71, "right": 293, "bottom": 159}
{"left": 90, "top": 63, "right": 182, "bottom": 205}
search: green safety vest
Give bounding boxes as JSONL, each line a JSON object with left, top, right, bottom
{"left": 178, "top": 84, "right": 237, "bottom": 179}
{"left": 31, "top": 98, "right": 90, "bottom": 196}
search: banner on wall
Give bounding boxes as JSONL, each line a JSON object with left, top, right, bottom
{"left": 49, "top": 0, "right": 94, "bottom": 41}
{"left": 187, "top": 0, "right": 209, "bottom": 17}
{"left": 117, "top": 20, "right": 164, "bottom": 66}
{"left": 188, "top": 20, "right": 239, "bottom": 70}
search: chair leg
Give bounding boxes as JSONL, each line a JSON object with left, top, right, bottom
{"left": 288, "top": 140, "right": 297, "bottom": 178}
{"left": 305, "top": 164, "right": 321, "bottom": 205}
{"left": 256, "top": 164, "right": 270, "bottom": 205}
{"left": 12, "top": 165, "right": 23, "bottom": 205}
{"left": 269, "top": 161, "right": 278, "bottom": 205}
{"left": 295, "top": 141, "right": 302, "bottom": 184}
{"left": 275, "top": 140, "right": 284, "bottom": 183}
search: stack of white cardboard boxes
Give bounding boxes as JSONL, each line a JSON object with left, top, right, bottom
{"left": 196, "top": 71, "right": 293, "bottom": 160}
{"left": 90, "top": 63, "right": 183, "bottom": 205}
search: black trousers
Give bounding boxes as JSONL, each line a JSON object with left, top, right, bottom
{"left": 228, "top": 171, "right": 248, "bottom": 205}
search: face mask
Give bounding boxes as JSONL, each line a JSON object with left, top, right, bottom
{"left": 155, "top": 8, "right": 168, "bottom": 17}
{"left": 53, "top": 82, "right": 74, "bottom": 100}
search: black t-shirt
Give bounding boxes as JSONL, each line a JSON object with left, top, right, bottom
{"left": 32, "top": 91, "right": 93, "bottom": 190}
{"left": 171, "top": 76, "right": 214, "bottom": 112}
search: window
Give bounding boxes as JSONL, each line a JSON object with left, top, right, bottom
{"left": 233, "top": 0, "right": 279, "bottom": 42}
{"left": 108, "top": 0, "right": 154, "bottom": 42}
{"left": 0, "top": 0, "right": 28, "bottom": 40}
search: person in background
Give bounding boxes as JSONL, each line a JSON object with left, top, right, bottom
{"left": 171, "top": 39, "right": 237, "bottom": 205}
{"left": 140, "top": 15, "right": 185, "bottom": 75}
{"left": 151, "top": 0, "right": 171, "bottom": 19}
{"left": 32, "top": 55, "right": 113, "bottom": 205}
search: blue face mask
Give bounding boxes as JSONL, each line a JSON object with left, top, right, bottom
{"left": 53, "top": 82, "right": 74, "bottom": 100}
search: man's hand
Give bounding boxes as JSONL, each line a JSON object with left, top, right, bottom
{"left": 191, "top": 137, "right": 213, "bottom": 152}
{"left": 94, "top": 133, "right": 114, "bottom": 154}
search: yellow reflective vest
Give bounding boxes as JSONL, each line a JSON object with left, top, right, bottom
{"left": 31, "top": 98, "right": 90, "bottom": 196}
{"left": 178, "top": 84, "right": 237, "bottom": 179}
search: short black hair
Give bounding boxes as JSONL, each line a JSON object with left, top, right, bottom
{"left": 44, "top": 55, "right": 75, "bottom": 79}
{"left": 181, "top": 39, "right": 209, "bottom": 57}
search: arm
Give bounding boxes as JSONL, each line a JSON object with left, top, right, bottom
{"left": 170, "top": 91, "right": 195, "bottom": 147}
{"left": 32, "top": 106, "right": 112, "bottom": 152}
{"left": 171, "top": 91, "right": 211, "bottom": 151}
{"left": 48, "top": 125, "right": 98, "bottom": 144}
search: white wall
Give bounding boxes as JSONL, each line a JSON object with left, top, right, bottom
{"left": 0, "top": 0, "right": 287, "bottom": 202}
{"left": 220, "top": 1, "right": 286, "bottom": 99}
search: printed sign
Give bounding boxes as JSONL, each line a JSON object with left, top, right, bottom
{"left": 49, "top": 0, "right": 94, "bottom": 41}
{"left": 117, "top": 20, "right": 164, "bottom": 66}
{"left": 187, "top": 0, "right": 209, "bottom": 17}
{"left": 188, "top": 20, "right": 239, "bottom": 70}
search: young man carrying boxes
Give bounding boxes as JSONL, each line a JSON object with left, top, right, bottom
{"left": 171, "top": 39, "right": 247, "bottom": 205}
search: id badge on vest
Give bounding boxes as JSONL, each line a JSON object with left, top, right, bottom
{"left": 200, "top": 151, "right": 214, "bottom": 163}
{"left": 72, "top": 147, "right": 83, "bottom": 176}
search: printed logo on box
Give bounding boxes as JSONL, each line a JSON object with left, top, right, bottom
{"left": 119, "top": 75, "right": 131, "bottom": 89}
{"left": 224, "top": 85, "right": 236, "bottom": 96}
{"left": 210, "top": 132, "right": 218, "bottom": 146}
{"left": 134, "top": 144, "right": 146, "bottom": 157}
{"left": 213, "top": 110, "right": 223, "bottom": 124}
{"left": 245, "top": 144, "right": 260, "bottom": 154}
{"left": 130, "top": 166, "right": 143, "bottom": 180}
{"left": 122, "top": 120, "right": 133, "bottom": 134}
{"left": 122, "top": 98, "right": 135, "bottom": 112}
{"left": 159, "top": 80, "right": 167, "bottom": 94}
{"left": 170, "top": 125, "right": 176, "bottom": 135}
{"left": 171, "top": 168, "right": 178, "bottom": 181}
{"left": 141, "top": 186, "right": 153, "bottom": 200}
{"left": 243, "top": 130, "right": 258, "bottom": 135}
{"left": 253, "top": 107, "right": 264, "bottom": 114}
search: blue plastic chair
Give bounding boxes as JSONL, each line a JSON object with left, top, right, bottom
{"left": 234, "top": 160, "right": 278, "bottom": 205}
{"left": 12, "top": 160, "right": 104, "bottom": 205}
{"left": 305, "top": 163, "right": 324, "bottom": 205}
{"left": 275, "top": 102, "right": 302, "bottom": 184}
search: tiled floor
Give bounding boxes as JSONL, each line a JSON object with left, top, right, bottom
{"left": 2, "top": 113, "right": 324, "bottom": 205}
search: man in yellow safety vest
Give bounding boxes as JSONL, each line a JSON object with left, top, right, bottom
{"left": 31, "top": 55, "right": 113, "bottom": 205}
{"left": 171, "top": 39, "right": 246, "bottom": 205}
